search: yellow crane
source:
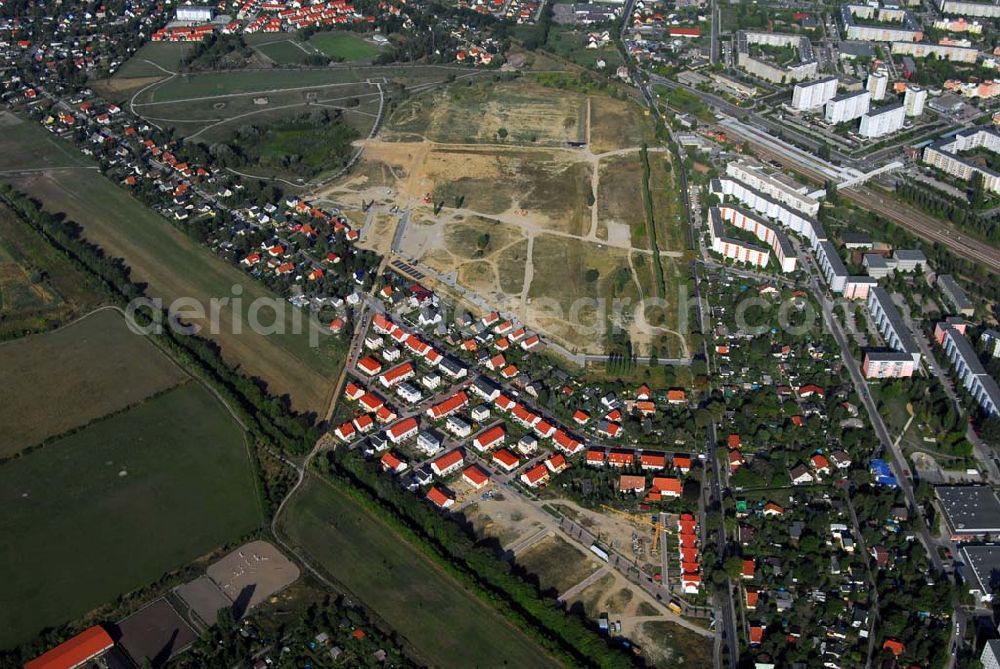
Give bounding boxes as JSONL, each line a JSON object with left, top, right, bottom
{"left": 600, "top": 505, "right": 668, "bottom": 554}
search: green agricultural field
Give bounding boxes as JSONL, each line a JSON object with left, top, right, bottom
{"left": 281, "top": 476, "right": 560, "bottom": 669}
{"left": 0, "top": 112, "right": 93, "bottom": 172}
{"left": 0, "top": 309, "right": 187, "bottom": 457}
{"left": 0, "top": 147, "right": 346, "bottom": 414}
{"left": 0, "top": 382, "right": 263, "bottom": 649}
{"left": 309, "top": 32, "right": 381, "bottom": 61}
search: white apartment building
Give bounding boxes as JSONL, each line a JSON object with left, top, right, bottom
{"left": 725, "top": 161, "right": 822, "bottom": 216}
{"left": 859, "top": 103, "right": 905, "bottom": 138}
{"left": 825, "top": 90, "right": 871, "bottom": 124}
{"left": 792, "top": 76, "right": 839, "bottom": 110}
{"left": 866, "top": 71, "right": 888, "bottom": 100}
{"left": 904, "top": 85, "right": 926, "bottom": 116}
{"left": 716, "top": 206, "right": 797, "bottom": 272}
{"left": 923, "top": 126, "right": 1000, "bottom": 194}
{"left": 938, "top": 322, "right": 1000, "bottom": 416}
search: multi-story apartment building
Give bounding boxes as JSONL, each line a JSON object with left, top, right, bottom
{"left": 923, "top": 126, "right": 1000, "bottom": 195}
{"left": 825, "top": 90, "right": 871, "bottom": 124}
{"left": 859, "top": 103, "right": 905, "bottom": 138}
{"left": 792, "top": 76, "right": 839, "bottom": 110}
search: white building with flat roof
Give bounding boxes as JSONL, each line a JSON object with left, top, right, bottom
{"left": 866, "top": 71, "right": 888, "bottom": 100}
{"left": 904, "top": 85, "right": 927, "bottom": 116}
{"left": 859, "top": 103, "right": 905, "bottom": 138}
{"left": 825, "top": 90, "right": 871, "bottom": 124}
{"left": 923, "top": 126, "right": 1000, "bottom": 194}
{"left": 725, "top": 161, "right": 822, "bottom": 216}
{"left": 792, "top": 76, "right": 839, "bottom": 110}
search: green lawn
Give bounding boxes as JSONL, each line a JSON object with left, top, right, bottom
{"left": 309, "top": 32, "right": 381, "bottom": 61}
{"left": 281, "top": 476, "right": 559, "bottom": 669}
{"left": 0, "top": 382, "right": 263, "bottom": 648}
{"left": 139, "top": 68, "right": 366, "bottom": 103}
{"left": 111, "top": 41, "right": 191, "bottom": 79}
{"left": 253, "top": 38, "right": 318, "bottom": 65}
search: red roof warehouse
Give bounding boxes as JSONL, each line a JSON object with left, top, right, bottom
{"left": 25, "top": 626, "right": 114, "bottom": 669}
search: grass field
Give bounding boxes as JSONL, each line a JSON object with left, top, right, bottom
{"left": 281, "top": 476, "right": 559, "bottom": 669}
{"left": 0, "top": 381, "right": 263, "bottom": 648}
{"left": 0, "top": 309, "right": 187, "bottom": 457}
{"left": 112, "top": 42, "right": 191, "bottom": 78}
{"left": 0, "top": 112, "right": 93, "bottom": 171}
{"left": 0, "top": 158, "right": 345, "bottom": 415}
{"left": 309, "top": 32, "right": 381, "bottom": 61}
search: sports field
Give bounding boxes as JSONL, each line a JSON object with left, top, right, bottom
{"left": 251, "top": 32, "right": 381, "bottom": 65}
{"left": 0, "top": 381, "right": 263, "bottom": 648}
{"left": 280, "top": 476, "right": 559, "bottom": 669}
{"left": 0, "top": 309, "right": 187, "bottom": 456}
{"left": 4, "top": 165, "right": 345, "bottom": 415}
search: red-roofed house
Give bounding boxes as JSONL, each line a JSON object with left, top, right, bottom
{"left": 492, "top": 448, "right": 520, "bottom": 472}
{"left": 344, "top": 382, "right": 365, "bottom": 401}
{"left": 352, "top": 414, "right": 374, "bottom": 433}
{"left": 674, "top": 455, "right": 692, "bottom": 473}
{"left": 358, "top": 356, "right": 382, "bottom": 376}
{"left": 586, "top": 448, "right": 606, "bottom": 466}
{"left": 742, "top": 559, "right": 755, "bottom": 579}
{"left": 728, "top": 434, "right": 741, "bottom": 449}
{"left": 552, "top": 429, "right": 583, "bottom": 455}
{"left": 386, "top": 417, "right": 418, "bottom": 444}
{"left": 463, "top": 465, "right": 490, "bottom": 489}
{"left": 652, "top": 476, "right": 682, "bottom": 497}
{"left": 749, "top": 626, "right": 763, "bottom": 646}
{"left": 619, "top": 474, "right": 646, "bottom": 493}
{"left": 882, "top": 639, "right": 904, "bottom": 657}
{"left": 521, "top": 463, "right": 550, "bottom": 487}
{"left": 745, "top": 589, "right": 759, "bottom": 610}
{"left": 573, "top": 409, "right": 590, "bottom": 424}
{"left": 636, "top": 384, "right": 651, "bottom": 400}
{"left": 24, "top": 626, "right": 114, "bottom": 669}
{"left": 511, "top": 404, "right": 540, "bottom": 428}
{"left": 473, "top": 425, "right": 506, "bottom": 452}
{"left": 799, "top": 383, "right": 825, "bottom": 398}
{"left": 427, "top": 485, "right": 454, "bottom": 509}
{"left": 533, "top": 419, "right": 556, "bottom": 439}
{"left": 358, "top": 392, "right": 385, "bottom": 413}
{"left": 640, "top": 452, "right": 667, "bottom": 470}
{"left": 607, "top": 449, "right": 635, "bottom": 467}
{"left": 495, "top": 394, "right": 516, "bottom": 412}
{"left": 667, "top": 389, "right": 687, "bottom": 404}
{"left": 762, "top": 502, "right": 784, "bottom": 517}
{"left": 545, "top": 453, "right": 568, "bottom": 474}
{"left": 427, "top": 391, "right": 469, "bottom": 420}
{"left": 811, "top": 454, "right": 831, "bottom": 475}
{"left": 380, "top": 362, "right": 415, "bottom": 388}
{"left": 334, "top": 421, "right": 356, "bottom": 442}
{"left": 729, "top": 450, "right": 745, "bottom": 473}
{"left": 380, "top": 451, "right": 408, "bottom": 474}
{"left": 431, "top": 449, "right": 465, "bottom": 476}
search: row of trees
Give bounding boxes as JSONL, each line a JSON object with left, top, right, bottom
{"left": 896, "top": 180, "right": 1000, "bottom": 243}
{"left": 0, "top": 185, "right": 320, "bottom": 453}
{"left": 320, "top": 449, "right": 642, "bottom": 669}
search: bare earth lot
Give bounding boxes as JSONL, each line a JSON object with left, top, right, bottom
{"left": 315, "top": 79, "right": 689, "bottom": 355}
{"left": 0, "top": 308, "right": 187, "bottom": 456}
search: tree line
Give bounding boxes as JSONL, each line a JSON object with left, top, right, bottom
{"left": 0, "top": 185, "right": 320, "bottom": 454}
{"left": 320, "top": 448, "right": 643, "bottom": 669}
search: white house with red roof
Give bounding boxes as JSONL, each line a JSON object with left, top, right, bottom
{"left": 463, "top": 465, "right": 490, "bottom": 489}
{"left": 492, "top": 448, "right": 520, "bottom": 472}
{"left": 386, "top": 417, "right": 418, "bottom": 444}
{"left": 357, "top": 356, "right": 382, "bottom": 376}
{"left": 431, "top": 449, "right": 465, "bottom": 477}
{"left": 545, "top": 453, "right": 568, "bottom": 474}
{"left": 334, "top": 421, "right": 357, "bottom": 442}
{"left": 379, "top": 361, "right": 415, "bottom": 388}
{"left": 380, "top": 451, "right": 408, "bottom": 474}
{"left": 520, "top": 463, "right": 550, "bottom": 487}
{"left": 473, "top": 425, "right": 506, "bottom": 452}
{"left": 586, "top": 448, "right": 606, "bottom": 466}
{"left": 427, "top": 486, "right": 455, "bottom": 509}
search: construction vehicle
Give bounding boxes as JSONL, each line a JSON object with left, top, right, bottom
{"left": 599, "top": 505, "right": 668, "bottom": 554}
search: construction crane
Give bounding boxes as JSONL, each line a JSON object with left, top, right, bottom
{"left": 600, "top": 505, "right": 668, "bottom": 554}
